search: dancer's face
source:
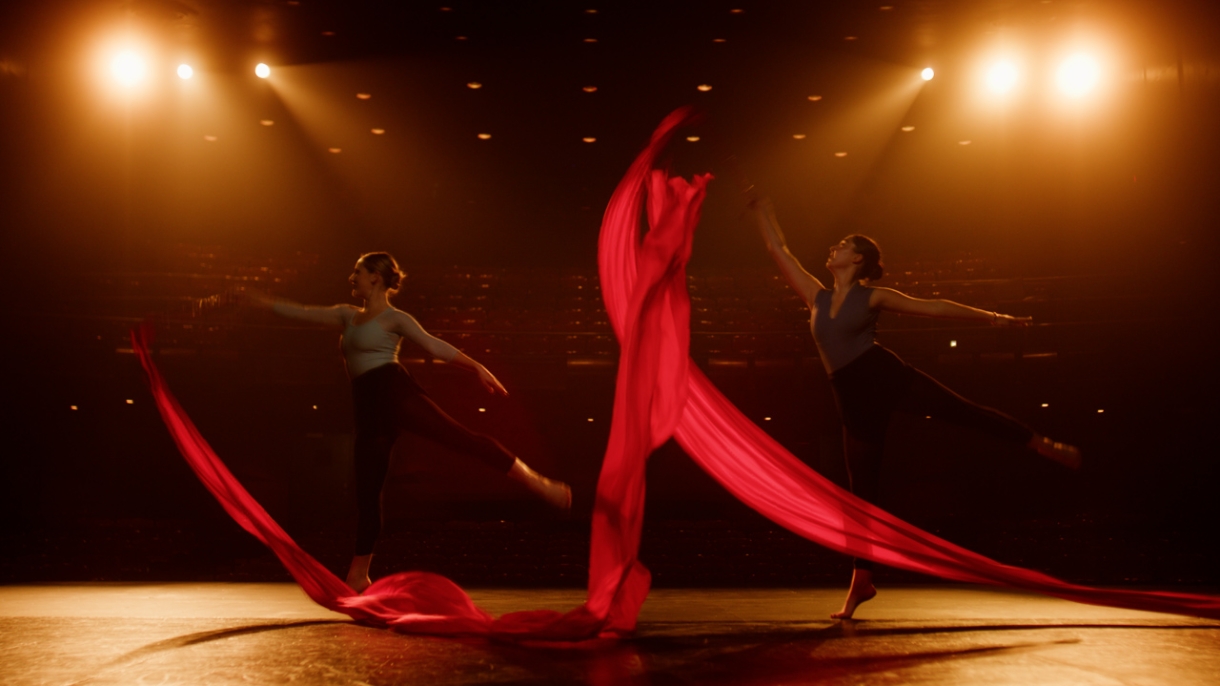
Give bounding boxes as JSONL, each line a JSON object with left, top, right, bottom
{"left": 349, "top": 262, "right": 380, "bottom": 299}
{"left": 827, "top": 238, "right": 862, "bottom": 271}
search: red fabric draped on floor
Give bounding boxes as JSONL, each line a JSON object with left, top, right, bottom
{"left": 134, "top": 107, "right": 1220, "bottom": 641}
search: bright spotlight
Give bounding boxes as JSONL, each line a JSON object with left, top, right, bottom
{"left": 921, "top": 67, "right": 934, "bottom": 81}
{"left": 110, "top": 51, "right": 146, "bottom": 86}
{"left": 177, "top": 64, "right": 193, "bottom": 79}
{"left": 255, "top": 63, "right": 271, "bottom": 79}
{"left": 985, "top": 61, "right": 1018, "bottom": 94}
{"left": 1056, "top": 54, "right": 1099, "bottom": 97}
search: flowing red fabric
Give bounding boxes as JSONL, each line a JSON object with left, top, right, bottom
{"left": 134, "top": 107, "right": 1220, "bottom": 643}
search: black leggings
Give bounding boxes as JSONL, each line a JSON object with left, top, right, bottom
{"left": 829, "top": 346, "right": 1035, "bottom": 570}
{"left": 350, "top": 363, "right": 517, "bottom": 555}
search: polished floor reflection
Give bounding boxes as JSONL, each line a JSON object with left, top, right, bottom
{"left": 1, "top": 584, "right": 1216, "bottom": 685}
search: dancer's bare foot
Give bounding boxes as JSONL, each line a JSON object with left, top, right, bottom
{"left": 346, "top": 554, "right": 373, "bottom": 594}
{"left": 508, "top": 458, "right": 573, "bottom": 512}
{"left": 1029, "top": 435, "right": 1082, "bottom": 470}
{"left": 831, "top": 569, "right": 876, "bottom": 619}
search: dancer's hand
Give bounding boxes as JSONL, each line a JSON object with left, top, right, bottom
{"left": 991, "top": 313, "right": 1032, "bottom": 327}
{"left": 476, "top": 365, "right": 509, "bottom": 395}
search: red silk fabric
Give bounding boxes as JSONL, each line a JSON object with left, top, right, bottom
{"left": 134, "top": 107, "right": 1220, "bottom": 643}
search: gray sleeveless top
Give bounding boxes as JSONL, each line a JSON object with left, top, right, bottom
{"left": 342, "top": 309, "right": 401, "bottom": 377}
{"left": 811, "top": 285, "right": 878, "bottom": 373}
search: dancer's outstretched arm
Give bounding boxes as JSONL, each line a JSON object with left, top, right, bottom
{"left": 749, "top": 197, "right": 825, "bottom": 306}
{"left": 245, "top": 290, "right": 353, "bottom": 328}
{"left": 386, "top": 310, "right": 508, "bottom": 395}
{"left": 870, "top": 287, "right": 1031, "bottom": 326}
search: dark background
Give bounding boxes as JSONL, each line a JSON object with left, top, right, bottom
{"left": 1, "top": 0, "right": 1217, "bottom": 588}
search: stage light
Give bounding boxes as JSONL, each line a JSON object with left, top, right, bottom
{"left": 764, "top": 417, "right": 771, "bottom": 421}
{"left": 959, "top": 140, "right": 972, "bottom": 145}
{"left": 587, "top": 417, "right": 594, "bottom": 422}
{"left": 328, "top": 147, "right": 341, "bottom": 153}
{"left": 70, "top": 405, "right": 78, "bottom": 411}
{"left": 582, "top": 85, "right": 598, "bottom": 92}
{"left": 713, "top": 38, "right": 726, "bottom": 43}
{"left": 110, "top": 51, "right": 146, "bottom": 86}
{"left": 1041, "top": 403, "right": 1049, "bottom": 408}
{"left": 697, "top": 84, "right": 712, "bottom": 91}
{"left": 985, "top": 61, "right": 1018, "bottom": 94}
{"left": 1056, "top": 54, "right": 1100, "bottom": 97}
{"left": 583, "top": 38, "right": 598, "bottom": 43}
{"left": 255, "top": 63, "right": 270, "bottom": 78}
{"left": 792, "top": 134, "right": 806, "bottom": 139}
{"left": 312, "top": 405, "right": 318, "bottom": 410}
{"left": 203, "top": 135, "right": 217, "bottom": 141}
{"left": 901, "top": 126, "right": 915, "bottom": 132}
{"left": 260, "top": 120, "right": 274, "bottom": 126}
{"left": 478, "top": 408, "right": 486, "bottom": 412}
{"left": 582, "top": 137, "right": 596, "bottom": 143}
{"left": 686, "top": 136, "right": 700, "bottom": 142}
{"left": 950, "top": 340, "right": 957, "bottom": 347}
{"left": 177, "top": 64, "right": 193, "bottom": 79}
{"left": 466, "top": 82, "right": 482, "bottom": 89}
{"left": 477, "top": 133, "right": 492, "bottom": 140}
{"left": 126, "top": 399, "right": 134, "bottom": 404}
{"left": 921, "top": 67, "right": 934, "bottom": 81}
{"left": 371, "top": 128, "right": 385, "bottom": 135}
{"left": 356, "top": 93, "right": 371, "bottom": 100}
{"left": 834, "top": 151, "right": 847, "bottom": 157}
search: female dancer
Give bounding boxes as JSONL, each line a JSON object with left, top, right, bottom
{"left": 250, "top": 252, "right": 571, "bottom": 592}
{"left": 749, "top": 198, "right": 1081, "bottom": 619}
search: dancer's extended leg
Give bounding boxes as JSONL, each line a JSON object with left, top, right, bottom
{"left": 400, "top": 390, "right": 571, "bottom": 511}
{"left": 351, "top": 430, "right": 396, "bottom": 593}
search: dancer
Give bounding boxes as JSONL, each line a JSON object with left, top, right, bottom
{"left": 748, "top": 197, "right": 1081, "bottom": 619}
{"left": 248, "top": 252, "right": 571, "bottom": 592}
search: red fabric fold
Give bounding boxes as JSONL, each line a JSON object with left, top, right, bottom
{"left": 134, "top": 106, "right": 1220, "bottom": 645}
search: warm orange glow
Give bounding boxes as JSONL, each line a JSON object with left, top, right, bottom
{"left": 176, "top": 64, "right": 193, "bottom": 79}
{"left": 582, "top": 85, "right": 597, "bottom": 92}
{"left": 959, "top": 140, "right": 972, "bottom": 145}
{"left": 255, "top": 63, "right": 270, "bottom": 78}
{"left": 730, "top": 8, "right": 744, "bottom": 13}
{"left": 70, "top": 405, "right": 78, "bottom": 411}
{"left": 1056, "top": 54, "right": 1100, "bottom": 97}
{"left": 901, "top": 125, "right": 915, "bottom": 132}
{"left": 808, "top": 95, "right": 822, "bottom": 101}
{"left": 686, "top": 136, "right": 700, "bottom": 142}
{"left": 110, "top": 51, "right": 146, "bottom": 86}
{"left": 126, "top": 399, "right": 134, "bottom": 405}
{"left": 455, "top": 36, "right": 467, "bottom": 41}
{"left": 583, "top": 38, "right": 598, "bottom": 43}
{"left": 985, "top": 61, "right": 1019, "bottom": 94}
{"left": 696, "top": 84, "right": 712, "bottom": 91}
{"left": 834, "top": 152, "right": 847, "bottom": 157}
{"left": 260, "top": 120, "right": 274, "bottom": 126}
{"left": 921, "top": 67, "right": 935, "bottom": 81}
{"left": 1041, "top": 403, "right": 1049, "bottom": 408}
{"left": 356, "top": 93, "right": 371, "bottom": 100}
{"left": 585, "top": 9, "right": 598, "bottom": 13}
{"left": 328, "top": 147, "right": 341, "bottom": 153}
{"left": 477, "top": 133, "right": 492, "bottom": 140}
{"left": 466, "top": 82, "right": 482, "bottom": 89}
{"left": 203, "top": 135, "right": 217, "bottom": 141}
{"left": 713, "top": 38, "right": 726, "bottom": 43}
{"left": 844, "top": 36, "right": 858, "bottom": 41}
{"left": 371, "top": 128, "right": 385, "bottom": 135}
{"left": 582, "top": 137, "right": 596, "bottom": 143}
{"left": 792, "top": 134, "right": 806, "bottom": 140}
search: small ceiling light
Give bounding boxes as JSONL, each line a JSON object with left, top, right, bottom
{"left": 585, "top": 8, "right": 598, "bottom": 13}
{"left": 371, "top": 128, "right": 385, "bottom": 135}
{"left": 792, "top": 134, "right": 806, "bottom": 139}
{"left": 203, "top": 135, "right": 217, "bottom": 141}
{"left": 950, "top": 340, "right": 957, "bottom": 347}
{"left": 439, "top": 6, "right": 452, "bottom": 11}
{"left": 176, "top": 64, "right": 193, "bottom": 79}
{"left": 713, "top": 38, "right": 727, "bottom": 43}
{"left": 1097, "top": 409, "right": 1105, "bottom": 413}
{"left": 260, "top": 120, "right": 274, "bottom": 126}
{"left": 126, "top": 399, "right": 134, "bottom": 405}
{"left": 321, "top": 31, "right": 335, "bottom": 36}
{"left": 455, "top": 35, "right": 468, "bottom": 40}
{"left": 255, "top": 63, "right": 271, "bottom": 78}
{"left": 921, "top": 67, "right": 935, "bottom": 80}
{"left": 582, "top": 85, "right": 598, "bottom": 92}
{"left": 1041, "top": 403, "right": 1049, "bottom": 408}
{"left": 587, "top": 417, "right": 595, "bottom": 422}
{"left": 478, "top": 407, "right": 486, "bottom": 412}
{"left": 764, "top": 417, "right": 772, "bottom": 421}
{"left": 583, "top": 38, "right": 598, "bottom": 43}
{"left": 328, "top": 147, "right": 341, "bottom": 153}
{"left": 880, "top": 5, "right": 893, "bottom": 9}
{"left": 696, "top": 84, "right": 712, "bottom": 91}
{"left": 844, "top": 36, "right": 858, "bottom": 41}
{"left": 834, "top": 151, "right": 847, "bottom": 157}
{"left": 312, "top": 405, "right": 318, "bottom": 410}
{"left": 110, "top": 51, "right": 147, "bottom": 86}
{"left": 466, "top": 81, "right": 482, "bottom": 89}
{"left": 730, "top": 8, "right": 744, "bottom": 13}
{"left": 70, "top": 405, "right": 78, "bottom": 411}
{"left": 959, "top": 140, "right": 972, "bottom": 145}
{"left": 356, "top": 93, "right": 371, "bottom": 100}
{"left": 582, "top": 137, "right": 597, "bottom": 143}
{"left": 477, "top": 133, "right": 492, "bottom": 140}
{"left": 686, "top": 136, "right": 700, "bottom": 142}
{"left": 808, "top": 95, "right": 822, "bottom": 101}
{"left": 901, "top": 125, "right": 915, "bottom": 132}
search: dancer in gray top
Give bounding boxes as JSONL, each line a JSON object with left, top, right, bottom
{"left": 749, "top": 197, "right": 1080, "bottom": 619}
{"left": 249, "top": 252, "right": 571, "bottom": 593}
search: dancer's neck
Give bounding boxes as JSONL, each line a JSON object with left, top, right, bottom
{"left": 361, "top": 291, "right": 391, "bottom": 314}
{"left": 830, "top": 268, "right": 860, "bottom": 293}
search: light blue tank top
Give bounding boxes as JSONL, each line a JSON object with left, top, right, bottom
{"left": 811, "top": 285, "right": 878, "bottom": 373}
{"left": 342, "top": 309, "right": 401, "bottom": 377}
